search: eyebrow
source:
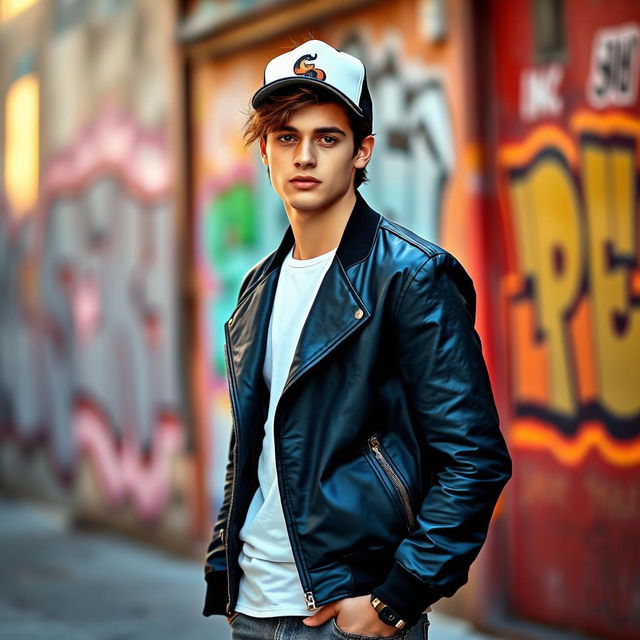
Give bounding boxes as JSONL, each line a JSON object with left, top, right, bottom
{"left": 276, "top": 125, "right": 347, "bottom": 137}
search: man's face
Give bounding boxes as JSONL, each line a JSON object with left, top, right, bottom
{"left": 259, "top": 102, "right": 372, "bottom": 215}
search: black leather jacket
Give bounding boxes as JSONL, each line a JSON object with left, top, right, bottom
{"left": 203, "top": 189, "right": 512, "bottom": 626}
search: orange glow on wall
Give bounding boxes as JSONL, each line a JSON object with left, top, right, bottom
{"left": 4, "top": 73, "right": 39, "bottom": 218}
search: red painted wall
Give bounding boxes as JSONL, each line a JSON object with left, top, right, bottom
{"left": 486, "top": 1, "right": 640, "bottom": 638}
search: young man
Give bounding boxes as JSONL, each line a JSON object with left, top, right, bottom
{"left": 203, "top": 39, "right": 512, "bottom": 640}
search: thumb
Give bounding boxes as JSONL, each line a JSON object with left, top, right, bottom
{"left": 303, "top": 603, "right": 338, "bottom": 626}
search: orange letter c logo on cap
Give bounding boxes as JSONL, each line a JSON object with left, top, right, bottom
{"left": 293, "top": 54, "right": 326, "bottom": 81}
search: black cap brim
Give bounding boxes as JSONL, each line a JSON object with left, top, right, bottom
{"left": 251, "top": 76, "right": 369, "bottom": 123}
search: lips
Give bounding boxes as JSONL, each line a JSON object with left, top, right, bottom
{"left": 290, "top": 175, "right": 321, "bottom": 189}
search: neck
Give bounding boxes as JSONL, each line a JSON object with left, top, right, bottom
{"left": 285, "top": 189, "right": 357, "bottom": 260}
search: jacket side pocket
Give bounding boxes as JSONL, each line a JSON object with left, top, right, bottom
{"left": 366, "top": 434, "right": 416, "bottom": 533}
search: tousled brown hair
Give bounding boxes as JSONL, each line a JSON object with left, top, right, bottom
{"left": 242, "top": 85, "right": 374, "bottom": 189}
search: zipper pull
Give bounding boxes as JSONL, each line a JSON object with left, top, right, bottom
{"left": 368, "top": 435, "right": 380, "bottom": 452}
{"left": 304, "top": 591, "right": 317, "bottom": 610}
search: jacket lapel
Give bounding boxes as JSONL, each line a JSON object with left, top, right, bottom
{"left": 225, "top": 268, "right": 278, "bottom": 432}
{"left": 283, "top": 255, "right": 370, "bottom": 393}
{"left": 225, "top": 190, "right": 381, "bottom": 418}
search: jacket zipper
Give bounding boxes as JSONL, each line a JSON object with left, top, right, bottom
{"left": 223, "top": 337, "right": 317, "bottom": 612}
{"left": 273, "top": 399, "right": 317, "bottom": 611}
{"left": 222, "top": 337, "right": 239, "bottom": 616}
{"left": 368, "top": 435, "right": 415, "bottom": 532}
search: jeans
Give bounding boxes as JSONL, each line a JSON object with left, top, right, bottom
{"left": 228, "top": 611, "right": 430, "bottom": 640}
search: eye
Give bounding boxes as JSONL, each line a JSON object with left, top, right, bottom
{"left": 321, "top": 136, "right": 338, "bottom": 144}
{"left": 277, "top": 134, "right": 295, "bottom": 143}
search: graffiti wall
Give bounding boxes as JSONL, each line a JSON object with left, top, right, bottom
{"left": 489, "top": 1, "right": 640, "bottom": 638}
{"left": 0, "top": 0, "right": 192, "bottom": 549}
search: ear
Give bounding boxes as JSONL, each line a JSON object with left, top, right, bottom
{"left": 353, "top": 134, "right": 375, "bottom": 170}
{"left": 259, "top": 136, "right": 269, "bottom": 167}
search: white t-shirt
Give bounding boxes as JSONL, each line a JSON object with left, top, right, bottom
{"left": 235, "top": 243, "right": 338, "bottom": 617}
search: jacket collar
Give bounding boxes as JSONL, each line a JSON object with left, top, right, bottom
{"left": 261, "top": 188, "right": 381, "bottom": 276}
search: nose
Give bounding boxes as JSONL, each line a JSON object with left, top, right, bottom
{"left": 294, "top": 138, "right": 316, "bottom": 168}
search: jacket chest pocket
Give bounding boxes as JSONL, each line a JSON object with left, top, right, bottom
{"left": 363, "top": 434, "right": 416, "bottom": 533}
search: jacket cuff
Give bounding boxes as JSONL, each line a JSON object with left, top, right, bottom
{"left": 202, "top": 570, "right": 229, "bottom": 617}
{"left": 371, "top": 562, "right": 439, "bottom": 628}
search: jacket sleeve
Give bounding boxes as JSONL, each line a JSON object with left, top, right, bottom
{"left": 202, "top": 427, "right": 235, "bottom": 616}
{"left": 202, "top": 268, "right": 255, "bottom": 617}
{"left": 371, "top": 251, "right": 512, "bottom": 625}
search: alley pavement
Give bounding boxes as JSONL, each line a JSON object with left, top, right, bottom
{"left": 0, "top": 496, "right": 508, "bottom": 640}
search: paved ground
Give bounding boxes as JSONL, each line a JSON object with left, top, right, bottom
{"left": 0, "top": 496, "right": 508, "bottom": 640}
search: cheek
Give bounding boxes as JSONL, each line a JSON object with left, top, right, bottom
{"left": 335, "top": 152, "right": 357, "bottom": 179}
{"left": 267, "top": 157, "right": 284, "bottom": 179}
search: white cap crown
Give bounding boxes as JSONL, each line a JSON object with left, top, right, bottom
{"left": 251, "top": 39, "right": 373, "bottom": 128}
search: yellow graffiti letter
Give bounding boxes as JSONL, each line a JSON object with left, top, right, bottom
{"left": 509, "top": 156, "right": 582, "bottom": 415}
{"left": 582, "top": 141, "right": 640, "bottom": 416}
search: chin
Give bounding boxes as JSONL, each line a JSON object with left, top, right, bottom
{"left": 286, "top": 193, "right": 330, "bottom": 212}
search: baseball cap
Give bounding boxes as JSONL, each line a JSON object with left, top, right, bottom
{"left": 251, "top": 39, "right": 373, "bottom": 131}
